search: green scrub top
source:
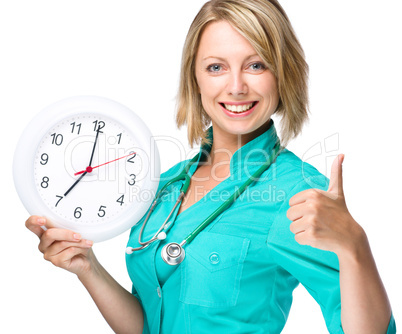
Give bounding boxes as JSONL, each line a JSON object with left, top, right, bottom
{"left": 126, "top": 120, "right": 396, "bottom": 334}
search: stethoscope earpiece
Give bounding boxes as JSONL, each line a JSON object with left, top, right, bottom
{"left": 157, "top": 232, "right": 167, "bottom": 240}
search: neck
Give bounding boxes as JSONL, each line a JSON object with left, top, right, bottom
{"left": 207, "top": 119, "right": 272, "bottom": 166}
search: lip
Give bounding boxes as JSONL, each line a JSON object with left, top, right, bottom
{"left": 220, "top": 101, "right": 256, "bottom": 106}
{"left": 219, "top": 101, "right": 258, "bottom": 118}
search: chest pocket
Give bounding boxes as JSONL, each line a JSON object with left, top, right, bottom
{"left": 179, "top": 232, "right": 250, "bottom": 308}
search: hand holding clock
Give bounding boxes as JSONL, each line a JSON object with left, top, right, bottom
{"left": 24, "top": 126, "right": 130, "bottom": 276}
{"left": 15, "top": 96, "right": 160, "bottom": 242}
{"left": 25, "top": 216, "right": 95, "bottom": 277}
{"left": 23, "top": 121, "right": 137, "bottom": 276}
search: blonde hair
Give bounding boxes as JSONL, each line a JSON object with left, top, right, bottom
{"left": 176, "top": 0, "right": 309, "bottom": 148}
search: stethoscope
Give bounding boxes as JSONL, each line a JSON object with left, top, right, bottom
{"left": 126, "top": 141, "right": 282, "bottom": 266}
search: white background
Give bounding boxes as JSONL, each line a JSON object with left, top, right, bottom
{"left": 1, "top": 0, "right": 401, "bottom": 333}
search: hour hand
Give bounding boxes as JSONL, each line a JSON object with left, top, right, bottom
{"left": 64, "top": 171, "right": 87, "bottom": 197}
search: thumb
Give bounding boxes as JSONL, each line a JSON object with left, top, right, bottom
{"left": 328, "top": 154, "right": 344, "bottom": 196}
{"left": 25, "top": 215, "right": 55, "bottom": 239}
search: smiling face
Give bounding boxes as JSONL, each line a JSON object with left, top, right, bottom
{"left": 195, "top": 20, "right": 280, "bottom": 144}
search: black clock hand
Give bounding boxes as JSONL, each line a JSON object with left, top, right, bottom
{"left": 88, "top": 128, "right": 101, "bottom": 167}
{"left": 64, "top": 129, "right": 101, "bottom": 197}
{"left": 64, "top": 171, "right": 87, "bottom": 197}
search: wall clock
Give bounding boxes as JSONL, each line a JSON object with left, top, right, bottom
{"left": 13, "top": 96, "right": 160, "bottom": 242}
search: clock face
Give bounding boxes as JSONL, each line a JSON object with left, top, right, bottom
{"left": 33, "top": 114, "right": 141, "bottom": 224}
{"left": 14, "top": 96, "right": 160, "bottom": 242}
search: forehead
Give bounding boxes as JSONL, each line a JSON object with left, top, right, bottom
{"left": 197, "top": 20, "right": 257, "bottom": 60}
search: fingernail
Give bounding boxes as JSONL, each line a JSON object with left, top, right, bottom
{"left": 37, "top": 218, "right": 46, "bottom": 225}
{"left": 86, "top": 240, "right": 93, "bottom": 246}
{"left": 73, "top": 233, "right": 81, "bottom": 240}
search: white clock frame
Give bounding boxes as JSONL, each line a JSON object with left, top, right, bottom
{"left": 13, "top": 96, "right": 160, "bottom": 242}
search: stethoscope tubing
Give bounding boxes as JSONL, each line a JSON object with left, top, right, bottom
{"left": 184, "top": 141, "right": 281, "bottom": 244}
{"left": 126, "top": 141, "right": 282, "bottom": 260}
{"left": 127, "top": 155, "right": 197, "bottom": 252}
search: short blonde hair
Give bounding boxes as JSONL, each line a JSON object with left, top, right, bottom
{"left": 176, "top": 0, "right": 309, "bottom": 148}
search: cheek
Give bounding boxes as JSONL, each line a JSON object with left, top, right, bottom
{"left": 196, "top": 67, "right": 227, "bottom": 99}
{"left": 197, "top": 78, "right": 222, "bottom": 111}
{"left": 198, "top": 77, "right": 219, "bottom": 97}
{"left": 255, "top": 75, "right": 279, "bottom": 106}
{"left": 200, "top": 93, "right": 215, "bottom": 118}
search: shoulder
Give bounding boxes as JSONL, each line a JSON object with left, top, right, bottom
{"left": 272, "top": 147, "right": 330, "bottom": 198}
{"left": 155, "top": 158, "right": 191, "bottom": 192}
{"left": 160, "top": 159, "right": 189, "bottom": 180}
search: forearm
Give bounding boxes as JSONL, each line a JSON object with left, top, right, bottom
{"left": 78, "top": 251, "right": 144, "bottom": 334}
{"left": 338, "top": 229, "right": 391, "bottom": 334}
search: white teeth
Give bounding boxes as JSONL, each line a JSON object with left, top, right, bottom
{"left": 223, "top": 103, "right": 254, "bottom": 113}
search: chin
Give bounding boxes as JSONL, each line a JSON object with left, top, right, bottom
{"left": 222, "top": 123, "right": 259, "bottom": 136}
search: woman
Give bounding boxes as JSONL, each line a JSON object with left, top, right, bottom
{"left": 26, "top": 0, "right": 396, "bottom": 333}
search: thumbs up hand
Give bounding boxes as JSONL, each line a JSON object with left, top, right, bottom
{"left": 287, "top": 154, "right": 366, "bottom": 256}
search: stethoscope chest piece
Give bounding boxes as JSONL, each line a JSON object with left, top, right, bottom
{"left": 161, "top": 242, "right": 185, "bottom": 266}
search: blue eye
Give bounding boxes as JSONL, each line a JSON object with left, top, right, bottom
{"left": 207, "top": 64, "right": 222, "bottom": 72}
{"left": 250, "top": 62, "right": 266, "bottom": 71}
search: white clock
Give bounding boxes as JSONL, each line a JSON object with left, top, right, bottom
{"left": 13, "top": 96, "right": 160, "bottom": 242}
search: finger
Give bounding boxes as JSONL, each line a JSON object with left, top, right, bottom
{"left": 294, "top": 229, "right": 310, "bottom": 246}
{"left": 289, "top": 187, "right": 324, "bottom": 207}
{"left": 39, "top": 228, "right": 82, "bottom": 253}
{"left": 25, "top": 216, "right": 58, "bottom": 238}
{"left": 328, "top": 154, "right": 344, "bottom": 196}
{"left": 44, "top": 239, "right": 93, "bottom": 259}
{"left": 25, "top": 215, "right": 47, "bottom": 238}
{"left": 288, "top": 189, "right": 308, "bottom": 207}
{"left": 286, "top": 202, "right": 306, "bottom": 222}
{"left": 289, "top": 216, "right": 310, "bottom": 235}
{"left": 48, "top": 246, "right": 90, "bottom": 269}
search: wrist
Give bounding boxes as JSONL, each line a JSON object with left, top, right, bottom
{"left": 77, "top": 249, "right": 102, "bottom": 284}
{"left": 337, "top": 223, "right": 370, "bottom": 264}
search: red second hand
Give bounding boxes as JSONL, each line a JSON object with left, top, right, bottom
{"left": 74, "top": 152, "right": 136, "bottom": 176}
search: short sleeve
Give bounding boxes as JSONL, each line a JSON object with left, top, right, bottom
{"left": 267, "top": 175, "right": 344, "bottom": 333}
{"left": 386, "top": 313, "right": 397, "bottom": 334}
{"left": 267, "top": 175, "right": 397, "bottom": 333}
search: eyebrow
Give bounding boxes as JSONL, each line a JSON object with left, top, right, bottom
{"left": 202, "top": 54, "right": 260, "bottom": 62}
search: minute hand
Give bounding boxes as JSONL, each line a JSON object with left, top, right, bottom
{"left": 88, "top": 129, "right": 101, "bottom": 167}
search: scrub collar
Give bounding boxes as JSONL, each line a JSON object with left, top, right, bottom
{"left": 187, "top": 119, "right": 280, "bottom": 180}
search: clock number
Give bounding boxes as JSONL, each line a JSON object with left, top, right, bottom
{"left": 116, "top": 195, "right": 125, "bottom": 206}
{"left": 127, "top": 152, "right": 136, "bottom": 163}
{"left": 128, "top": 174, "right": 136, "bottom": 186}
{"left": 50, "top": 133, "right": 63, "bottom": 146}
{"left": 74, "top": 207, "right": 82, "bottom": 219}
{"left": 41, "top": 176, "right": 49, "bottom": 188}
{"left": 93, "top": 120, "right": 105, "bottom": 132}
{"left": 117, "top": 133, "right": 122, "bottom": 144}
{"left": 40, "top": 153, "right": 49, "bottom": 165}
{"left": 98, "top": 205, "right": 107, "bottom": 217}
{"left": 55, "top": 195, "right": 63, "bottom": 207}
{"left": 70, "top": 122, "right": 82, "bottom": 134}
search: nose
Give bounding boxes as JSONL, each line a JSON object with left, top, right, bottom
{"left": 227, "top": 71, "right": 248, "bottom": 96}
